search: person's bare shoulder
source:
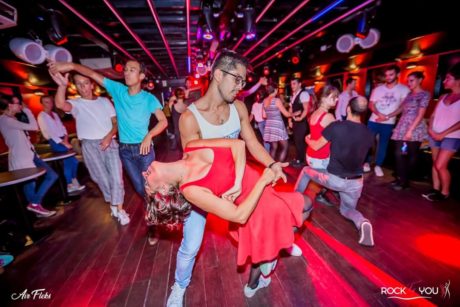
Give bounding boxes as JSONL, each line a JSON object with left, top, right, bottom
{"left": 233, "top": 100, "right": 249, "bottom": 118}
{"left": 179, "top": 109, "right": 201, "bottom": 143}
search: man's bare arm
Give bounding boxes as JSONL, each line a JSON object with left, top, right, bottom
{"left": 179, "top": 110, "right": 201, "bottom": 149}
{"left": 48, "top": 62, "right": 105, "bottom": 87}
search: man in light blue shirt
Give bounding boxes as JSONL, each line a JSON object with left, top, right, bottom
{"left": 49, "top": 59, "right": 167, "bottom": 243}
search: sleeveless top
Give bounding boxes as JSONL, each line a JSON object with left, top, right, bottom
{"left": 188, "top": 103, "right": 241, "bottom": 139}
{"left": 432, "top": 96, "right": 460, "bottom": 139}
{"left": 179, "top": 146, "right": 234, "bottom": 195}
{"left": 307, "top": 111, "right": 330, "bottom": 159}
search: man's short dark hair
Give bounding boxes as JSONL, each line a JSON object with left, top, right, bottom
{"left": 349, "top": 96, "right": 368, "bottom": 116}
{"left": 71, "top": 73, "right": 91, "bottom": 84}
{"left": 384, "top": 64, "right": 400, "bottom": 75}
{"left": 211, "top": 50, "right": 249, "bottom": 75}
{"left": 291, "top": 77, "right": 301, "bottom": 83}
{"left": 40, "top": 95, "right": 52, "bottom": 104}
{"left": 0, "top": 94, "right": 12, "bottom": 111}
{"left": 346, "top": 78, "right": 356, "bottom": 85}
{"left": 126, "top": 59, "right": 147, "bottom": 74}
{"left": 448, "top": 62, "right": 460, "bottom": 80}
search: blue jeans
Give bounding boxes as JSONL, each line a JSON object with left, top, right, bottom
{"left": 257, "top": 121, "right": 270, "bottom": 152}
{"left": 175, "top": 207, "right": 207, "bottom": 288}
{"left": 23, "top": 155, "right": 58, "bottom": 204}
{"left": 294, "top": 167, "right": 366, "bottom": 229}
{"left": 119, "top": 143, "right": 155, "bottom": 197}
{"left": 367, "top": 121, "right": 394, "bottom": 166}
{"left": 49, "top": 139, "right": 79, "bottom": 184}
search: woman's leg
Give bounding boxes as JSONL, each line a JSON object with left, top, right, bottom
{"left": 430, "top": 147, "right": 441, "bottom": 190}
{"left": 302, "top": 194, "right": 313, "bottom": 222}
{"left": 270, "top": 142, "right": 278, "bottom": 159}
{"left": 406, "top": 141, "right": 421, "bottom": 184}
{"left": 278, "top": 140, "right": 289, "bottom": 162}
{"left": 434, "top": 149, "right": 456, "bottom": 196}
{"left": 247, "top": 264, "right": 262, "bottom": 289}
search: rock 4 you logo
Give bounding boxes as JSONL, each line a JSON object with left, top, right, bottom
{"left": 381, "top": 280, "right": 451, "bottom": 301}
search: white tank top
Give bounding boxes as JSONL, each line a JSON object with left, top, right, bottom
{"left": 188, "top": 103, "right": 241, "bottom": 139}
{"left": 432, "top": 97, "right": 460, "bottom": 139}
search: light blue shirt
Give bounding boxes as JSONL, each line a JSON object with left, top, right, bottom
{"left": 103, "top": 78, "right": 162, "bottom": 143}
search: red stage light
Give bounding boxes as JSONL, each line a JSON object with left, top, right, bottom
{"left": 247, "top": 76, "right": 253, "bottom": 82}
{"left": 263, "top": 66, "right": 270, "bottom": 76}
{"left": 114, "top": 63, "right": 123, "bottom": 72}
{"left": 193, "top": 80, "right": 199, "bottom": 85}
{"left": 415, "top": 234, "right": 460, "bottom": 268}
{"left": 292, "top": 56, "right": 300, "bottom": 65}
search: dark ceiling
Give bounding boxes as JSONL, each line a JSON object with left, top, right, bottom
{"left": 1, "top": 0, "right": 458, "bottom": 82}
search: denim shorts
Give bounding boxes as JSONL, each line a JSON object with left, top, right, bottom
{"left": 429, "top": 137, "right": 460, "bottom": 152}
{"left": 306, "top": 155, "right": 330, "bottom": 170}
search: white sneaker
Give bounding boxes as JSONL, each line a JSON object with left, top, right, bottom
{"left": 286, "top": 243, "right": 302, "bottom": 256}
{"left": 359, "top": 221, "right": 374, "bottom": 247}
{"left": 117, "top": 209, "right": 130, "bottom": 226}
{"left": 374, "top": 165, "right": 384, "bottom": 177}
{"left": 26, "top": 203, "right": 56, "bottom": 217}
{"left": 363, "top": 163, "right": 371, "bottom": 173}
{"left": 244, "top": 276, "right": 271, "bottom": 298}
{"left": 110, "top": 206, "right": 119, "bottom": 218}
{"left": 167, "top": 283, "right": 186, "bottom": 307}
{"left": 260, "top": 259, "right": 278, "bottom": 276}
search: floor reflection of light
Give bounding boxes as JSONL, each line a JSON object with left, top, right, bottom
{"left": 415, "top": 234, "right": 460, "bottom": 269}
{"left": 305, "top": 223, "right": 436, "bottom": 306}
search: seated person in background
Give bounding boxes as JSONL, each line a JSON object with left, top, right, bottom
{"left": 37, "top": 95, "right": 85, "bottom": 193}
{"left": 0, "top": 95, "right": 58, "bottom": 217}
{"left": 144, "top": 138, "right": 313, "bottom": 298}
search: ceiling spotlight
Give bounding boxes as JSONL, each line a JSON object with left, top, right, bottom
{"left": 47, "top": 9, "right": 67, "bottom": 45}
{"left": 146, "top": 80, "right": 155, "bottom": 90}
{"left": 243, "top": 6, "right": 256, "bottom": 41}
{"left": 114, "top": 63, "right": 123, "bottom": 72}
{"left": 263, "top": 66, "right": 270, "bottom": 76}
{"left": 355, "top": 11, "right": 370, "bottom": 39}
{"left": 336, "top": 28, "right": 380, "bottom": 53}
{"left": 196, "top": 62, "right": 207, "bottom": 76}
{"left": 202, "top": 25, "right": 214, "bottom": 41}
{"left": 291, "top": 48, "right": 300, "bottom": 65}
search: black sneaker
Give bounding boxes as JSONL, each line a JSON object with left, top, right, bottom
{"left": 315, "top": 194, "right": 335, "bottom": 207}
{"left": 426, "top": 192, "right": 448, "bottom": 202}
{"left": 392, "top": 183, "right": 409, "bottom": 191}
{"left": 421, "top": 189, "right": 440, "bottom": 199}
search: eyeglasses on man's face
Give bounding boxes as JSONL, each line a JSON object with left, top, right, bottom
{"left": 221, "top": 69, "right": 246, "bottom": 87}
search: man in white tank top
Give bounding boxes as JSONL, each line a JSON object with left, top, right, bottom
{"left": 167, "top": 51, "right": 297, "bottom": 306}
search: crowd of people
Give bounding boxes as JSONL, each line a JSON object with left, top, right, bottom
{"left": 0, "top": 50, "right": 459, "bottom": 304}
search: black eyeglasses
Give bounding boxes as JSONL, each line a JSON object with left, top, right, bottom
{"left": 221, "top": 70, "right": 246, "bottom": 87}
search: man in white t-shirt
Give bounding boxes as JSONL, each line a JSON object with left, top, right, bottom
{"left": 336, "top": 78, "right": 358, "bottom": 121}
{"left": 365, "top": 65, "right": 410, "bottom": 176}
{"left": 49, "top": 72, "right": 130, "bottom": 226}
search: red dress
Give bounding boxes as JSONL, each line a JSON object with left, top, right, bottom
{"left": 180, "top": 146, "right": 305, "bottom": 265}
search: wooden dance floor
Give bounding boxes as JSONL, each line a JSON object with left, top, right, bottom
{"left": 1, "top": 146, "right": 459, "bottom": 307}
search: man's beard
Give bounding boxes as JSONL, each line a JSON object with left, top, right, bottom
{"left": 386, "top": 77, "right": 397, "bottom": 85}
{"left": 218, "top": 86, "right": 236, "bottom": 104}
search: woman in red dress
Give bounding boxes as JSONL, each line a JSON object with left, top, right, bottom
{"left": 144, "top": 138, "right": 312, "bottom": 297}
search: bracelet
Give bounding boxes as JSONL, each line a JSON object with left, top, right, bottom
{"left": 267, "top": 161, "right": 277, "bottom": 169}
